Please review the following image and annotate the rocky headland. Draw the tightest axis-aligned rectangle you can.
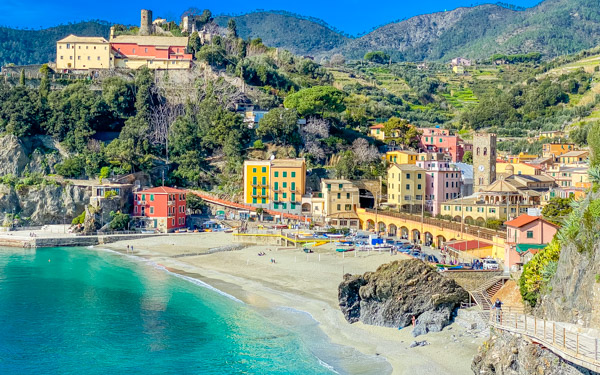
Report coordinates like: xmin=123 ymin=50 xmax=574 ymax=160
xmin=338 ymin=259 xmax=469 ymax=336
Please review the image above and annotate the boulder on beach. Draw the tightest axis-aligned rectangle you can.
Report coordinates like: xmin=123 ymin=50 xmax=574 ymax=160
xmin=338 ymin=259 xmax=468 ymax=336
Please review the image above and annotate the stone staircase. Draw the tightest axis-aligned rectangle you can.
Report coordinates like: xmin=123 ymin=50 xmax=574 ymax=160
xmin=469 ymin=276 xmax=509 ymax=311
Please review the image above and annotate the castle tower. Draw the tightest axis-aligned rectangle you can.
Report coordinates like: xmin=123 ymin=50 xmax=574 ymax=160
xmin=140 ymin=9 xmax=153 ymax=35
xmin=473 ymin=133 xmax=497 ymax=192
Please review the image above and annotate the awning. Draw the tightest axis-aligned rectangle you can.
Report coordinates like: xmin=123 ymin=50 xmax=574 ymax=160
xmin=515 ymin=243 xmax=547 ymax=254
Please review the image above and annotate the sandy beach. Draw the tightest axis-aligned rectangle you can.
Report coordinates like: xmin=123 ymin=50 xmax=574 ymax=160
xmin=99 ymin=232 xmax=485 ymax=374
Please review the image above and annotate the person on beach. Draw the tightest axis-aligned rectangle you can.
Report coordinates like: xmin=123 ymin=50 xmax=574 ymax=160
xmin=412 ymin=315 xmax=416 ymax=328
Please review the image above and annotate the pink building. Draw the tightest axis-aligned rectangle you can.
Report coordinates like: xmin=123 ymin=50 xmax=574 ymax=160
xmin=416 ymin=155 xmax=462 ymax=216
xmin=419 ymin=128 xmax=465 ymax=162
xmin=503 ymin=214 xmax=559 ymax=270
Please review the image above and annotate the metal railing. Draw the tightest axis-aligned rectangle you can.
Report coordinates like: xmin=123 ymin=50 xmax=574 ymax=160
xmin=491 ymin=311 xmax=600 ymax=372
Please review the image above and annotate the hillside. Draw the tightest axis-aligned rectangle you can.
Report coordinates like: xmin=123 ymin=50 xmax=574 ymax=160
xmin=0 ymin=21 xmax=111 ymax=66
xmin=338 ymin=0 xmax=600 ymax=61
xmin=214 ymin=11 xmax=349 ymax=56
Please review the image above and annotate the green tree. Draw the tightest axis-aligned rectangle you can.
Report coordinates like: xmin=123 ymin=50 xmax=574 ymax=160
xmin=227 ymin=19 xmax=238 ymax=38
xmin=186 ymin=193 xmax=207 ymax=213
xmin=334 ymin=150 xmax=359 ymax=179
xmin=188 ymin=31 xmax=202 ymax=55
xmin=382 ymin=117 xmax=421 ymax=148
xmin=19 ymin=69 xmax=25 ymax=86
xmin=0 ymin=85 xmax=42 ymax=136
xmin=196 ymin=44 xmax=227 ymax=68
xmin=109 ymin=211 xmax=130 ymax=230
xmin=283 ymin=86 xmax=346 ymax=117
xmin=39 ymin=64 xmax=50 ymax=98
xmin=542 ymin=197 xmax=573 ymax=226
xmin=257 ymin=108 xmax=299 ymax=145
xmin=364 ymin=51 xmax=390 ymax=64
xmin=462 ymin=151 xmax=473 ymax=164
xmin=588 ymin=121 xmax=600 ymax=167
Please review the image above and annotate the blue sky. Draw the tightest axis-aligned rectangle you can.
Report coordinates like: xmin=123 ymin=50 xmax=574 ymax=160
xmin=1 ymin=0 xmax=543 ymax=35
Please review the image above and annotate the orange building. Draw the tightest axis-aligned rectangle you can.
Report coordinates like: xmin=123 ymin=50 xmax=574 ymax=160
xmin=542 ymin=143 xmax=575 ymax=161
xmin=133 ymin=187 xmax=187 ymax=232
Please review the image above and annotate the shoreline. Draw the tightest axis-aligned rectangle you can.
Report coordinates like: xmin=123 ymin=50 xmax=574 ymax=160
xmin=95 ymin=232 xmax=485 ymax=375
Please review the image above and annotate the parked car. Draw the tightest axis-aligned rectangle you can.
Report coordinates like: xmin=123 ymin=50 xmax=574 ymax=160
xmin=482 ymin=258 xmax=500 ymax=270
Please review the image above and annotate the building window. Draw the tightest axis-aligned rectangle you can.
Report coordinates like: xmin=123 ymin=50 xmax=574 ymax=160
xmin=282 ymin=203 xmax=287 ymax=209
xmin=291 ymin=172 xmax=296 ymax=177
xmin=406 ymin=173 xmax=410 ymax=179
xmin=66 ymin=43 xmax=70 ymax=49
xmin=526 ymin=231 xmax=534 ymax=239
xmin=261 ymin=198 xmax=266 ymax=204
xmin=262 ymin=176 xmax=266 ymax=185
xmin=97 ymin=56 xmax=100 ymax=61
xmin=291 ymin=203 xmax=295 ymax=209
xmin=274 ymin=203 xmax=279 ymax=209
xmin=337 ymin=193 xmax=341 ymax=199
xmin=252 ymin=176 xmax=257 ymax=185
xmin=282 ymin=193 xmax=287 ymax=199
xmin=150 ymin=207 xmax=154 ymax=214
xmin=274 ymin=172 xmax=279 ymax=177
xmin=88 ymin=56 xmax=91 ymax=60
xmin=283 ymin=172 xmax=287 ymax=178
xmin=291 ymin=182 xmax=296 ymax=191
xmin=262 ymin=167 xmax=267 ymax=173
xmin=274 ymin=182 xmax=279 ymax=190
xmin=346 ymin=193 xmax=350 ymax=199
xmin=77 ymin=56 xmax=81 ymax=60
xmin=337 ymin=204 xmax=341 ymax=211
xmin=417 ymin=173 xmax=422 ymax=179
xmin=252 ymin=198 xmax=257 ymax=204
xmin=142 ymin=194 xmax=146 ymax=201
xmin=252 ymin=187 xmax=257 ymax=195
xmin=60 ymin=56 xmax=63 ymax=60
xmin=291 ymin=193 xmax=296 ymax=201
xmin=274 ymin=193 xmax=278 ymax=201
xmin=132 ymin=48 xmax=135 ymax=54
xmin=252 ymin=168 xmax=256 ymax=173
xmin=145 ymin=48 xmax=148 ymax=53
xmin=283 ymin=182 xmax=287 ymax=188
xmin=406 ymin=184 xmax=410 ymax=190
xmin=69 ymin=56 xmax=73 ymax=60
xmin=345 ymin=204 xmax=352 ymax=211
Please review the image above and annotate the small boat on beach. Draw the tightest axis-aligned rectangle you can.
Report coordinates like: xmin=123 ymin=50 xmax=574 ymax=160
xmin=336 ymin=248 xmax=355 ymax=252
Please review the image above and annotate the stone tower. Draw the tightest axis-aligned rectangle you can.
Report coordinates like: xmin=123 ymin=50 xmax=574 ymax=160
xmin=140 ymin=9 xmax=153 ymax=35
xmin=473 ymin=133 xmax=497 ymax=192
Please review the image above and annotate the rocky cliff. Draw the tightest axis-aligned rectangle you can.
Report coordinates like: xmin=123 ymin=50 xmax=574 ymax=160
xmin=338 ymin=259 xmax=468 ymax=336
xmin=472 ymin=330 xmax=595 ymax=375
xmin=0 ymin=183 xmax=90 ymax=225
xmin=0 ymin=135 xmax=66 ymax=177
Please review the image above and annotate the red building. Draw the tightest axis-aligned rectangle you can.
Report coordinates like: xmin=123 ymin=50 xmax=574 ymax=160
xmin=420 ymin=127 xmax=465 ymax=162
xmin=133 ymin=187 xmax=187 ymax=232
xmin=110 ymin=35 xmax=193 ymax=69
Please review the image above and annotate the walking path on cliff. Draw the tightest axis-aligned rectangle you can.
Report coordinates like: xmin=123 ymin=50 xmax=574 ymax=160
xmin=491 ymin=311 xmax=600 ymax=372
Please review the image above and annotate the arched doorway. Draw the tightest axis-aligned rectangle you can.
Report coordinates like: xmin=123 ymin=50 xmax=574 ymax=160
xmin=424 ymin=232 xmax=433 ymax=246
xmin=464 ymin=216 xmax=474 ymax=225
xmin=378 ymin=222 xmax=386 ymax=235
xmin=388 ymin=224 xmax=398 ymax=237
xmin=400 ymin=226 xmax=409 ymax=240
xmin=301 ymin=203 xmax=311 ymax=214
xmin=366 ymin=219 xmax=375 ymax=231
xmin=411 ymin=229 xmax=421 ymax=243
xmin=436 ymin=235 xmax=447 ymax=248
xmin=359 ymin=189 xmax=375 ymax=209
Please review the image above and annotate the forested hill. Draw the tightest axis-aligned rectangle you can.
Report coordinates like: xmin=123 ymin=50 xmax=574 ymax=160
xmin=214 ymin=11 xmax=349 ymax=56
xmin=337 ymin=0 xmax=600 ymax=61
xmin=0 ymin=21 xmax=111 ymax=66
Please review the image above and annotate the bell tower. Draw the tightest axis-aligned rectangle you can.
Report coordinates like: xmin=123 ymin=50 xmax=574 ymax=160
xmin=473 ymin=133 xmax=496 ymax=192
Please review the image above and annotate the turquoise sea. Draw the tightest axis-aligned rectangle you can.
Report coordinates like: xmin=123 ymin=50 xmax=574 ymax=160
xmin=0 ymin=247 xmax=390 ymax=374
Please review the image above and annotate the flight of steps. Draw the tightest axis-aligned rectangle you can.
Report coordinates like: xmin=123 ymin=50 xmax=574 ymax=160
xmin=469 ymin=276 xmax=508 ymax=311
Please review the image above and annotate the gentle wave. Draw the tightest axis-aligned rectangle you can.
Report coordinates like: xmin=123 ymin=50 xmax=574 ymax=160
xmin=92 ymin=246 xmax=243 ymax=303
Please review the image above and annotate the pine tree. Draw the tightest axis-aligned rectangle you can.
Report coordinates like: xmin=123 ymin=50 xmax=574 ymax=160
xmin=19 ymin=69 xmax=25 ymax=86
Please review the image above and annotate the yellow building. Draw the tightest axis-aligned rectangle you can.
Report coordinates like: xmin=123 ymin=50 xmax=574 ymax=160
xmin=321 ymin=179 xmax=360 ymax=229
xmin=385 ymin=150 xmax=417 ymax=164
xmin=496 ymin=162 xmax=541 ymax=176
xmin=243 ymin=159 xmax=306 ymax=214
xmin=507 ymin=153 xmax=538 ymax=164
xmin=558 ymin=150 xmax=589 ymax=165
xmin=387 ymin=164 xmax=426 ymax=211
xmin=542 ymin=143 xmax=574 ymax=160
xmin=544 ymin=165 xmax=589 ymax=188
xmin=56 ymin=35 xmax=112 ymax=71
xmin=369 ymin=124 xmax=385 ymax=141
xmin=539 ymin=130 xmax=566 ymax=140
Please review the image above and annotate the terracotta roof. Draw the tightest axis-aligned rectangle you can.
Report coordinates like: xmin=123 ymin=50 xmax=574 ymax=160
xmin=110 ymin=35 xmax=189 ymax=47
xmin=446 ymin=240 xmax=493 ymax=251
xmin=369 ymin=124 xmax=385 ymax=129
xmin=138 ymin=186 xmax=187 ymax=194
xmin=58 ymin=35 xmax=109 ymax=44
xmin=559 ymin=150 xmax=589 ymax=158
xmin=504 ymin=214 xmax=539 ymax=228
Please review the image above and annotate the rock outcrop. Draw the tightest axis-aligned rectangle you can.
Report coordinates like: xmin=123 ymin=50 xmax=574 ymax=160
xmin=0 ymin=183 xmax=89 ymax=225
xmin=338 ymin=259 xmax=468 ymax=336
xmin=0 ymin=135 xmax=65 ymax=177
xmin=472 ymin=330 xmax=595 ymax=375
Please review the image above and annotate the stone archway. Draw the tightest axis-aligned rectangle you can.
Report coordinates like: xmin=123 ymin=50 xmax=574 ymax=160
xmin=378 ymin=221 xmax=386 ymax=235
xmin=388 ymin=224 xmax=398 ymax=237
xmin=400 ymin=226 xmax=409 ymax=239
xmin=424 ymin=231 xmax=433 ymax=246
xmin=464 ymin=216 xmax=474 ymax=225
xmin=411 ymin=229 xmax=421 ymax=243
xmin=366 ymin=219 xmax=375 ymax=230
xmin=301 ymin=203 xmax=311 ymax=214
xmin=436 ymin=235 xmax=447 ymax=248
xmin=453 ymin=215 xmax=462 ymax=222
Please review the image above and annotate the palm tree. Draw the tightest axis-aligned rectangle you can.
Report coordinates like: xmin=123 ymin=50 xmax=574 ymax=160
xmin=255 ymin=208 xmax=264 ymax=222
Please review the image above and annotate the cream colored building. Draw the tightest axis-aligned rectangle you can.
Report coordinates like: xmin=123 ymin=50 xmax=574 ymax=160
xmin=321 ymin=179 xmax=360 ymax=229
xmin=56 ymin=35 xmax=112 ymax=70
xmin=387 ymin=164 xmax=426 ymax=211
xmin=440 ymin=174 xmax=555 ymax=222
